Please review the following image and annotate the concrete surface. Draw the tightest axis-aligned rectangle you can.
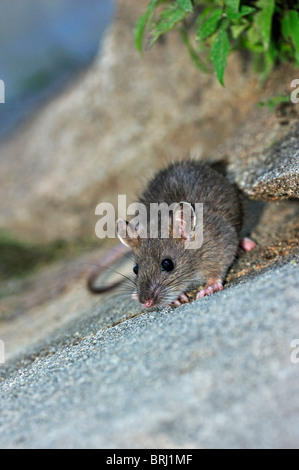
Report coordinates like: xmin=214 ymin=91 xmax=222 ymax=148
xmin=0 ymin=260 xmax=298 ymax=449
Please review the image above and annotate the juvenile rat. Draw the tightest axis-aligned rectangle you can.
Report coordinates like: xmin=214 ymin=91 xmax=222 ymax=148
xmin=88 ymin=160 xmax=255 ymax=308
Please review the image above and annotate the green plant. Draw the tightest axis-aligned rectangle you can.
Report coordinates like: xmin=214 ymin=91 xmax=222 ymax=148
xmin=134 ymin=0 xmax=299 ymax=85
xmin=258 ymin=92 xmax=290 ymax=108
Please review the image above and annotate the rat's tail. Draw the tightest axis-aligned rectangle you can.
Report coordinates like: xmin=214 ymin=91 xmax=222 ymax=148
xmin=87 ymin=243 xmax=131 ymax=294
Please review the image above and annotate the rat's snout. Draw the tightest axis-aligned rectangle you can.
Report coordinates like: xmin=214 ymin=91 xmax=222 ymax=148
xmin=139 ymin=283 xmax=162 ymax=308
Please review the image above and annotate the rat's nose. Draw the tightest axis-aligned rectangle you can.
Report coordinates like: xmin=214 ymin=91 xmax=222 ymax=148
xmin=143 ymin=299 xmax=153 ymax=308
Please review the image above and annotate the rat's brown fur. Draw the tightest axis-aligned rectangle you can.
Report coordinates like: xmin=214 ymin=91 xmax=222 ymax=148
xmin=88 ymin=160 xmax=244 ymax=308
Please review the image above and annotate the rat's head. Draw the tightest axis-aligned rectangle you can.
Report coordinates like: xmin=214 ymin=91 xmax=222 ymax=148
xmin=116 ymin=202 xmax=199 ymax=309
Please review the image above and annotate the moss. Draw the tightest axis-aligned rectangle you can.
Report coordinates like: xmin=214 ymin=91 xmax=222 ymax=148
xmin=0 ymin=232 xmax=97 ymax=281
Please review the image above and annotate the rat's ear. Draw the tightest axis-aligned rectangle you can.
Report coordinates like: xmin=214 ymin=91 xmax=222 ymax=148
xmin=172 ymin=202 xmax=196 ymax=241
xmin=116 ymin=218 xmax=140 ymax=248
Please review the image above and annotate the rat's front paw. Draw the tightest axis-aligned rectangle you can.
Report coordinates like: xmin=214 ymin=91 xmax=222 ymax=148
xmin=168 ymin=293 xmax=190 ymax=307
xmin=196 ymin=280 xmax=223 ymax=299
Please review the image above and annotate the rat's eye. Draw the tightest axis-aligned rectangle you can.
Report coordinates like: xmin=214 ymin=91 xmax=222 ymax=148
xmin=133 ymin=264 xmax=138 ymax=275
xmin=161 ymin=259 xmax=174 ymax=272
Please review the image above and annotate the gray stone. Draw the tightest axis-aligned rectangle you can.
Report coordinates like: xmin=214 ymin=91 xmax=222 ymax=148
xmin=0 ymin=260 xmax=298 ymax=449
xmin=228 ymin=118 xmax=299 ymax=201
xmin=215 ymin=76 xmax=299 ymax=201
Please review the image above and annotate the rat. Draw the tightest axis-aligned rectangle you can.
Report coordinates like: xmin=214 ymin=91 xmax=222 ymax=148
xmin=88 ymin=160 xmax=255 ymax=309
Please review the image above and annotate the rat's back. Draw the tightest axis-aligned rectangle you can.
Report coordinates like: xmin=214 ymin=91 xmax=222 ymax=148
xmin=139 ymin=160 xmax=243 ymax=235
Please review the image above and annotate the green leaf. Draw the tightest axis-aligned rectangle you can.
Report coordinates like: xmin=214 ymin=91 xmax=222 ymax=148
xmin=240 ymin=6 xmax=256 ymax=17
xmin=134 ymin=0 xmax=158 ymax=52
xmin=258 ymin=93 xmax=289 ymax=109
xmin=196 ymin=9 xmax=223 ymax=41
xmin=246 ymin=23 xmax=262 ymax=48
xmin=282 ymin=10 xmax=299 ymax=64
xmin=230 ymin=22 xmax=248 ymax=39
xmin=147 ymin=3 xmax=189 ymax=49
xmin=262 ymin=39 xmax=277 ymax=78
xmin=255 ymin=0 xmax=275 ymax=50
xmin=226 ymin=5 xmax=256 ymax=20
xmin=211 ymin=28 xmax=230 ymax=85
xmin=134 ymin=11 xmax=151 ymax=52
xmin=224 ymin=0 xmax=240 ymax=20
xmin=196 ymin=5 xmax=214 ymax=25
xmin=177 ymin=0 xmax=193 ymax=13
xmin=180 ymin=27 xmax=208 ymax=72
xmin=224 ymin=0 xmax=240 ymax=13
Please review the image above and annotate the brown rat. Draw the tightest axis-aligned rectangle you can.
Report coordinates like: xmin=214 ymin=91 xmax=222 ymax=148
xmin=88 ymin=160 xmax=255 ymax=308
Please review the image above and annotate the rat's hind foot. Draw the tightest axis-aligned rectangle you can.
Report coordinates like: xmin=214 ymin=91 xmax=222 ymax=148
xmin=196 ymin=280 xmax=223 ymax=300
xmin=240 ymin=237 xmax=256 ymax=252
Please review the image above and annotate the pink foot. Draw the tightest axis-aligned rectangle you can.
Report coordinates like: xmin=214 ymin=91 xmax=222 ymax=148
xmin=178 ymin=293 xmax=189 ymax=303
xmin=240 ymin=237 xmax=256 ymax=252
xmin=196 ymin=281 xmax=223 ymax=300
xmin=168 ymin=292 xmax=190 ymax=307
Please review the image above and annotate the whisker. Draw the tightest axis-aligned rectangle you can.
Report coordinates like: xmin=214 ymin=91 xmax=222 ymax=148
xmin=72 ymin=261 xmax=137 ymax=288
